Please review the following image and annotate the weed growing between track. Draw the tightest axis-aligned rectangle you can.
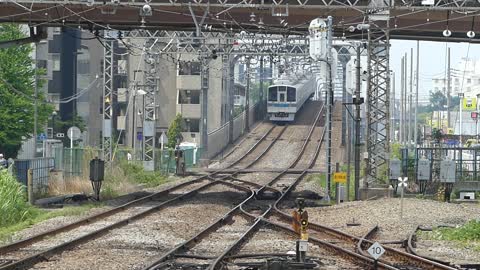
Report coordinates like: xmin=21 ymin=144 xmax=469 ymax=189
xmin=422 ymin=220 xmax=480 ymax=251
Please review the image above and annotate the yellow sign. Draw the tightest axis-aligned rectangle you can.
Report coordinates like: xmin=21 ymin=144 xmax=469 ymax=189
xmin=333 ymin=172 xmax=347 ymax=183
xmin=463 ymin=97 xmax=477 ymax=111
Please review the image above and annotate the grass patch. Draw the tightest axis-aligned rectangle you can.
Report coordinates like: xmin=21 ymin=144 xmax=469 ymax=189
xmin=118 ymin=162 xmax=169 ymax=187
xmin=0 ymin=170 xmax=38 ymax=228
xmin=0 ymin=204 xmax=98 ymax=243
xmin=422 ymin=220 xmax=480 ymax=251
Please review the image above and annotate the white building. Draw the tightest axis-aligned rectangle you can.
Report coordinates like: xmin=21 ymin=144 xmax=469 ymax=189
xmin=432 ymin=58 xmax=480 ymax=98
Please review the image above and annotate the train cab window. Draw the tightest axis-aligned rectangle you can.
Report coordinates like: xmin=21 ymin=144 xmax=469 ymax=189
xmin=287 ymin=87 xmax=296 ymax=102
xmin=268 ymin=87 xmax=278 ymax=102
xmin=279 ymin=93 xmax=285 ymax=102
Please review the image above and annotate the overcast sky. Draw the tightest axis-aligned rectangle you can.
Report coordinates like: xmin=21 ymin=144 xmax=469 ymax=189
xmin=390 ymin=40 xmax=480 ymax=102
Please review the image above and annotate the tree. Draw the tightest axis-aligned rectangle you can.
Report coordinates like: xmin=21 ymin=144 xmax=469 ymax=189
xmin=167 ymin=114 xmax=183 ymax=149
xmin=0 ymin=24 xmax=53 ymax=158
xmin=429 ymin=90 xmax=447 ymax=110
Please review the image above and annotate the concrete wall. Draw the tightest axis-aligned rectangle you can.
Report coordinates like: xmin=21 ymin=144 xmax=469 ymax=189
xmin=206 ymin=103 xmax=263 ymax=159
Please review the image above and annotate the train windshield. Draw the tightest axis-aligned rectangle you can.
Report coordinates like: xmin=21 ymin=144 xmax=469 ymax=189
xmin=268 ymin=87 xmax=278 ymax=101
xmin=287 ymin=87 xmax=296 ymax=102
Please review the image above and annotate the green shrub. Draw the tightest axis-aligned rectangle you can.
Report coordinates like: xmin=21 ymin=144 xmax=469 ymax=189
xmin=119 ymin=162 xmax=168 ymax=187
xmin=432 ymin=220 xmax=480 ymax=242
xmin=0 ymin=170 xmax=39 ymax=227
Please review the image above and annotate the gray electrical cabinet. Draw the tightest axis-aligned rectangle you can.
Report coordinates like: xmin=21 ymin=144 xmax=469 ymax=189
xmin=440 ymin=160 xmax=456 ymax=183
xmin=389 ymin=159 xmax=401 ymax=180
xmin=417 ymin=159 xmax=431 ymax=181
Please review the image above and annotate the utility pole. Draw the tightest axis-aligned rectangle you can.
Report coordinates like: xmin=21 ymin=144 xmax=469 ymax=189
xmin=415 ymin=41 xmax=420 ymax=148
xmin=391 ymin=72 xmax=395 ymax=142
xmin=326 ymin=16 xmax=334 ymax=199
xmin=260 ymin=56 xmax=265 ymax=117
xmin=400 ymin=56 xmax=404 ymax=145
xmin=403 ymin=53 xmax=408 ymax=146
xmin=33 ymin=43 xmax=39 ymax=158
xmin=354 ymin=46 xmax=362 ymax=201
xmin=447 ymin=47 xmax=451 ymax=130
xmin=245 ymin=57 xmax=250 ymax=133
xmin=409 ymin=48 xmax=413 ymax=148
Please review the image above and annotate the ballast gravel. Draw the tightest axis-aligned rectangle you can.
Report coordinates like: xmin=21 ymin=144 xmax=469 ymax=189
xmin=300 ymin=198 xmax=480 ymax=264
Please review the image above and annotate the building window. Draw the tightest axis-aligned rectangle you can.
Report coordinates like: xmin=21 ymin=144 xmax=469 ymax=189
xmin=78 ymin=59 xmax=90 ymax=74
xmin=178 ymin=61 xmax=201 ymax=75
xmin=183 ymin=118 xmax=200 ymax=132
xmin=51 ymin=54 xmax=60 ymax=71
xmin=178 ymin=90 xmax=200 ymax=104
xmin=467 ymin=78 xmax=472 ymax=84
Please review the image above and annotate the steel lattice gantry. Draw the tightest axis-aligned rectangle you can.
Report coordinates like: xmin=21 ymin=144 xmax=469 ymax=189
xmin=366 ymin=17 xmax=390 ymax=185
xmin=142 ymin=51 xmax=158 ymax=171
xmin=102 ymin=37 xmax=114 ymax=162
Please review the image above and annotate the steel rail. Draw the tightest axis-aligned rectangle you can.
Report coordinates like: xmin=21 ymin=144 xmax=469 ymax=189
xmin=209 ymin=103 xmax=396 ymax=270
xmin=273 ymin=208 xmax=457 ymax=270
xmin=144 ymin=103 xmax=325 ymax=270
xmin=254 ymin=103 xmax=326 ymax=196
xmin=0 ymin=121 xmax=276 ymax=258
xmin=0 ymin=175 xmax=210 ymax=255
xmin=226 ymin=123 xmax=276 ymax=168
xmin=0 ymin=116 xmax=289 ymax=270
xmin=0 ymin=179 xmax=249 ymax=270
xmin=237 ymin=125 xmax=288 ymax=169
xmin=0 ymin=120 xmax=284 ymax=269
xmin=207 ymin=104 xmax=330 ymax=270
xmin=406 ymin=226 xmax=467 ymax=269
xmin=357 ymin=226 xmax=380 ymax=257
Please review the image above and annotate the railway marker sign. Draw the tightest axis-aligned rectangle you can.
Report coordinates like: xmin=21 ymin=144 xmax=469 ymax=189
xmin=333 ymin=172 xmax=347 ymax=183
xmin=368 ymin=241 xmax=385 ymax=269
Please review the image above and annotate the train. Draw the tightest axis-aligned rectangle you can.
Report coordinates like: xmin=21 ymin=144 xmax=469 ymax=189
xmin=267 ymin=73 xmax=316 ymax=122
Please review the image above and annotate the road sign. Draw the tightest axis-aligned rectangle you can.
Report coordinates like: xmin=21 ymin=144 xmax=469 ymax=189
xmin=368 ymin=242 xmax=385 ymax=260
xmin=67 ymin=126 xmax=81 ymax=140
xmin=333 ymin=172 xmax=347 ymax=183
xmin=398 ymin=177 xmax=408 ymax=188
xmin=463 ymin=97 xmax=477 ymax=111
xmin=37 ymin=133 xmax=47 ymax=141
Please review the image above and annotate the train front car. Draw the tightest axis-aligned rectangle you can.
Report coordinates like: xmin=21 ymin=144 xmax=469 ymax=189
xmin=267 ymin=76 xmax=315 ymax=122
xmin=267 ymin=84 xmax=297 ymax=121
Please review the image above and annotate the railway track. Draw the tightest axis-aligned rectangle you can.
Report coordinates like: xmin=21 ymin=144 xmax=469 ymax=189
xmin=142 ymin=101 xmax=327 ymax=270
xmin=407 ymin=226 xmax=480 ymax=270
xmin=0 ymin=119 xmax=290 ymax=270
xmin=142 ymin=102 xmax=396 ymax=270
xmin=0 ymin=109 xmax=293 ymax=270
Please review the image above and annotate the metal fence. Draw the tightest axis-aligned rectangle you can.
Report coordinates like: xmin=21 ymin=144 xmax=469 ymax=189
xmin=13 ymin=157 xmax=55 ymax=195
xmin=51 ymin=147 xmax=203 ymax=177
xmin=401 ymin=147 xmax=480 ymax=182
